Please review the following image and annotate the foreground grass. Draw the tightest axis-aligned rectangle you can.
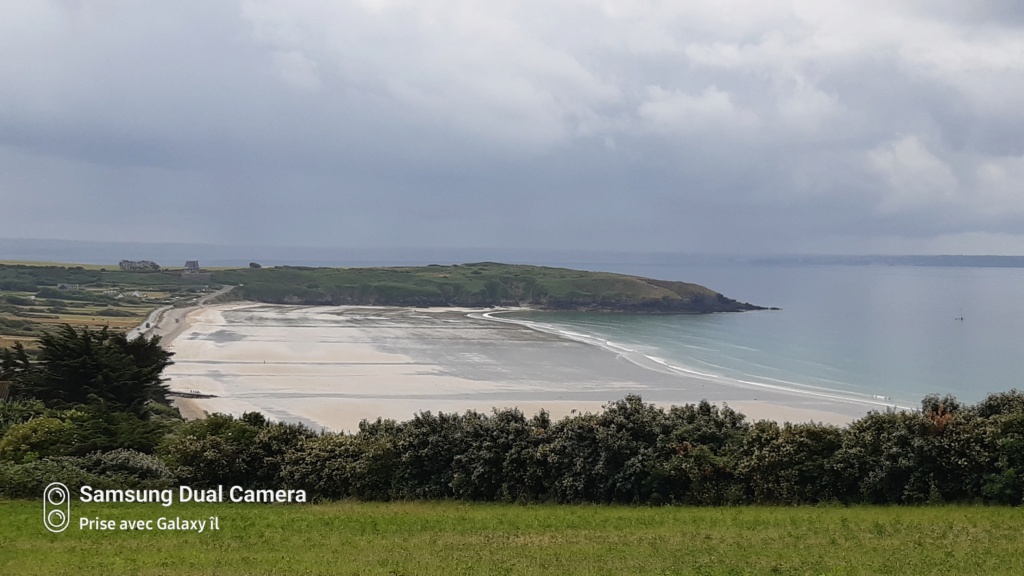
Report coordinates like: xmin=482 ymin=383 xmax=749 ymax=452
xmin=2 ymin=500 xmax=1023 ymax=575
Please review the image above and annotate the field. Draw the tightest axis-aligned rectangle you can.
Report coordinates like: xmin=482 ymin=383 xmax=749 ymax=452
xmin=2 ymin=500 xmax=1023 ymax=575
xmin=0 ymin=263 xmax=212 ymax=350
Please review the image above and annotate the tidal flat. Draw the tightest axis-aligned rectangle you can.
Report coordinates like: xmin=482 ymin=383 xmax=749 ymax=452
xmin=164 ymin=304 xmax=879 ymax=430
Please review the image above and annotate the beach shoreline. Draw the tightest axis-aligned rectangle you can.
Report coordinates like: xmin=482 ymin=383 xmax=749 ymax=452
xmin=160 ymin=302 xmax=885 ymax=430
xmin=158 ymin=304 xmax=233 ymax=420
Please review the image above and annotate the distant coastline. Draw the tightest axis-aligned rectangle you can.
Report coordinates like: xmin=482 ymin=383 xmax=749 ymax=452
xmin=5 ymin=237 xmax=1024 ymax=269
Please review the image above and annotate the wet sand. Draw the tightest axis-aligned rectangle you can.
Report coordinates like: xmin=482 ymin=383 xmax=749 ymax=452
xmin=164 ymin=304 xmax=881 ymax=431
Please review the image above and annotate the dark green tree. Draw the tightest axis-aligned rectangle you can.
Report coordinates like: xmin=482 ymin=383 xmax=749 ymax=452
xmin=0 ymin=325 xmax=173 ymax=417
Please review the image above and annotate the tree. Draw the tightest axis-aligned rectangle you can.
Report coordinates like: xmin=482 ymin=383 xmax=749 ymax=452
xmin=0 ymin=325 xmax=173 ymax=417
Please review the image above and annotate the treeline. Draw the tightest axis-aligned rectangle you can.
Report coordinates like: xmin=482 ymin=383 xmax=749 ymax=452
xmin=5 ymin=396 xmax=1024 ymax=505
xmin=124 ymin=393 xmax=1024 ymax=504
xmin=3 ymin=325 xmax=1024 ymax=505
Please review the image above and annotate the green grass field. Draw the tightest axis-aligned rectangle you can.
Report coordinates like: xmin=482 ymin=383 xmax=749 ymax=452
xmin=2 ymin=500 xmax=1023 ymax=575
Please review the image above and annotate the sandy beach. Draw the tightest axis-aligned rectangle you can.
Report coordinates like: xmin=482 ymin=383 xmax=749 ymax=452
xmin=163 ymin=303 xmax=883 ymax=431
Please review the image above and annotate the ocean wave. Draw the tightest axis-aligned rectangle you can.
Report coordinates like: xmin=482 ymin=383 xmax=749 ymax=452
xmin=477 ymin=310 xmax=912 ymax=410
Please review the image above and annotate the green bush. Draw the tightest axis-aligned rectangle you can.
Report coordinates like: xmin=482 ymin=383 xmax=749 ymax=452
xmin=159 ymin=413 xmax=314 ymax=489
xmin=283 ymin=433 xmax=398 ymax=501
xmin=2 ymin=295 xmax=34 ymax=306
xmin=0 ymin=458 xmax=105 ymax=499
xmin=0 ymin=415 xmax=81 ymax=463
xmin=158 ymin=414 xmax=261 ymax=487
xmin=0 ymin=450 xmax=176 ymax=499
xmin=0 ymin=399 xmax=50 ymax=437
xmin=736 ymin=421 xmax=847 ymax=504
xmin=75 ymin=449 xmax=177 ymax=490
xmin=450 ymin=409 xmax=550 ymax=502
xmin=0 ymin=407 xmax=170 ymax=462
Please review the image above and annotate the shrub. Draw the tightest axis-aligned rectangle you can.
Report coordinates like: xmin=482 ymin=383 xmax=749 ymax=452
xmin=3 ymin=295 xmax=34 ymax=306
xmin=450 ymin=408 xmax=550 ymax=502
xmin=0 ymin=416 xmax=81 ymax=463
xmin=0 ymin=450 xmax=176 ymax=499
xmin=159 ymin=413 xmax=315 ymax=489
xmin=0 ymin=458 xmax=105 ymax=499
xmin=736 ymin=421 xmax=847 ymax=504
xmin=75 ymin=449 xmax=177 ymax=490
xmin=158 ymin=414 xmax=261 ymax=487
xmin=0 ymin=399 xmax=50 ymax=437
xmin=282 ymin=433 xmax=399 ymax=501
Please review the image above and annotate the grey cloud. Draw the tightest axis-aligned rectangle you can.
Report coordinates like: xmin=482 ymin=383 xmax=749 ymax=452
xmin=2 ymin=1 xmax=1024 ymax=255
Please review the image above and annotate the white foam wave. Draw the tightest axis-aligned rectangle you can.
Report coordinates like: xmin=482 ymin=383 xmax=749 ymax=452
xmin=475 ymin=310 xmax=911 ymax=411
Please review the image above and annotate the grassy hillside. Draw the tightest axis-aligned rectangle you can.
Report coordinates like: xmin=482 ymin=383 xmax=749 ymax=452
xmin=0 ymin=261 xmax=763 ymax=348
xmin=212 ymin=262 xmax=765 ymax=312
xmin=3 ymin=500 xmax=1022 ymax=575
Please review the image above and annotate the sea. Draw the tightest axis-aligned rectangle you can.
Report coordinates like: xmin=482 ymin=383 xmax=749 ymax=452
xmin=4 ymin=238 xmax=1023 ymax=408
xmin=506 ymin=262 xmax=1024 ymax=409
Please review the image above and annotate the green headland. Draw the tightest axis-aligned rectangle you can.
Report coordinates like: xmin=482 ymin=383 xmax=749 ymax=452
xmin=216 ymin=262 xmax=765 ymax=312
xmin=0 ymin=261 xmax=764 ymax=348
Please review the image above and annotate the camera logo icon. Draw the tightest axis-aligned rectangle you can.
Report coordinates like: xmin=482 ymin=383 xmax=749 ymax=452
xmin=43 ymin=482 xmax=71 ymax=533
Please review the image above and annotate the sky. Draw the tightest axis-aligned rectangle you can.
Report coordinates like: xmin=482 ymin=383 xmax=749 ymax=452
xmin=2 ymin=0 xmax=1024 ymax=255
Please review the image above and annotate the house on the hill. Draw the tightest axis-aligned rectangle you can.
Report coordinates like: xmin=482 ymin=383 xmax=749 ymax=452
xmin=181 ymin=260 xmax=211 ymax=282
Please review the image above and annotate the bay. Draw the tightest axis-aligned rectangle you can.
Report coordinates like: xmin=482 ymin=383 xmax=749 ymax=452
xmin=508 ymin=263 xmax=1024 ymax=407
xmin=5 ymin=237 xmax=1022 ymax=408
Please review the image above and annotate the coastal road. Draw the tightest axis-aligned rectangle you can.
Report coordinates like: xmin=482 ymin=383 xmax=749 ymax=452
xmin=127 ymin=285 xmax=234 ymax=342
xmin=126 ymin=305 xmax=172 ymax=341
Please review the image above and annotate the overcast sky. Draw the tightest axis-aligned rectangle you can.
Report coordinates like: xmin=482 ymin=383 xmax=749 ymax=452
xmin=2 ymin=0 xmax=1024 ymax=255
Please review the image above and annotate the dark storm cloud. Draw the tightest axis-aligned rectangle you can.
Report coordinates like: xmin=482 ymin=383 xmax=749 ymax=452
xmin=2 ymin=0 xmax=1024 ymax=254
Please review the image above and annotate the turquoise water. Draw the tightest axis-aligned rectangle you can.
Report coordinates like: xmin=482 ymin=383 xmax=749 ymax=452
xmin=507 ymin=264 xmax=1024 ymax=407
